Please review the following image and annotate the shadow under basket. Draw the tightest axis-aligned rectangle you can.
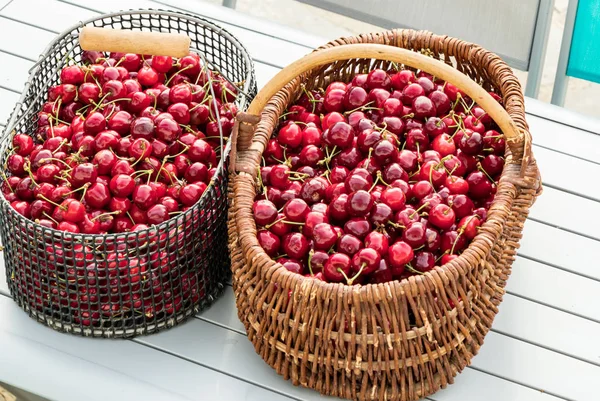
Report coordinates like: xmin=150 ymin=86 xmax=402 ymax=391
xmin=0 ymin=9 xmax=257 ymax=338
xmin=227 ymin=30 xmax=541 ymax=400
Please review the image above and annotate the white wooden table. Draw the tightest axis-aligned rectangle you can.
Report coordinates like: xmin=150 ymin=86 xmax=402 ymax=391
xmin=0 ymin=1 xmax=599 ymax=400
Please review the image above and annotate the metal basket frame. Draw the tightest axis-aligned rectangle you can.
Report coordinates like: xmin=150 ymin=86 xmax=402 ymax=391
xmin=0 ymin=9 xmax=257 ymax=338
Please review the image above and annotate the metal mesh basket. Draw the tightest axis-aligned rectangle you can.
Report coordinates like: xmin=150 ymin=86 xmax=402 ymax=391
xmin=0 ymin=9 xmax=257 ymax=337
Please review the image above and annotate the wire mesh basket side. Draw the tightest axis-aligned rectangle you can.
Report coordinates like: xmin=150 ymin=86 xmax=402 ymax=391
xmin=0 ymin=10 xmax=256 ymax=337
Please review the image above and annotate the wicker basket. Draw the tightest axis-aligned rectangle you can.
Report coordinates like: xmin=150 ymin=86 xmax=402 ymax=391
xmin=227 ymin=30 xmax=541 ymax=400
xmin=0 ymin=9 xmax=256 ymax=338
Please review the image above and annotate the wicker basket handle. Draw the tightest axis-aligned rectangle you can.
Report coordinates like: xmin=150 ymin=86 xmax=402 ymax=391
xmin=233 ymin=43 xmax=531 ymax=173
xmin=79 ymin=27 xmax=191 ymax=57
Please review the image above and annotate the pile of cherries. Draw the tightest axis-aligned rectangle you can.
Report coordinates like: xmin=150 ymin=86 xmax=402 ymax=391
xmin=4 ymin=49 xmax=238 ymax=234
xmin=253 ymin=68 xmax=505 ymax=286
xmin=1 ymin=50 xmax=239 ymax=325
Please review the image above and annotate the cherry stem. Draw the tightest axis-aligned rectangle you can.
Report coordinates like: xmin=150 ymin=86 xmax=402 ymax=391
xmin=405 ymin=264 xmax=424 ymax=275
xmin=336 ymin=267 xmax=352 ymax=284
xmin=435 ymin=250 xmax=450 ymax=263
xmin=450 ymin=230 xmax=465 ymax=255
xmin=65 ymin=183 xmax=90 ymax=196
xmin=51 ymin=139 xmax=69 ymax=155
xmin=1 ymin=172 xmax=13 ymax=192
xmin=409 ymin=202 xmax=430 ymax=219
xmin=38 ymin=195 xmax=66 ymax=210
xmin=42 ymin=211 xmax=59 ymax=224
xmin=90 ymin=92 xmax=111 ymax=113
xmin=307 ymin=250 xmax=315 ymax=276
xmin=279 ymin=110 xmax=300 ymax=120
xmin=91 ymin=210 xmax=122 ymax=221
xmin=125 ymin=211 xmax=135 ymax=224
xmin=164 ymin=65 xmax=193 ymax=86
xmin=344 ymin=101 xmax=375 ymax=115
xmin=478 ymin=165 xmax=495 ymax=183
xmin=387 ymin=221 xmax=405 ymax=229
xmin=347 ymin=263 xmax=366 ymax=285
xmin=40 ymin=157 xmax=72 ymax=170
xmin=368 ymin=174 xmax=381 ymax=193
xmin=23 ymin=162 xmax=39 ymax=186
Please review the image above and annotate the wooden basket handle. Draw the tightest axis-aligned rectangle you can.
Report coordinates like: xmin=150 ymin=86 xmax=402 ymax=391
xmin=79 ymin=27 xmax=191 ymax=58
xmin=233 ymin=43 xmax=528 ymax=173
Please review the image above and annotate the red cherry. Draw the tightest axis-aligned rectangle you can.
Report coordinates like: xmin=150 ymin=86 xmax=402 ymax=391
xmin=129 ymin=138 xmax=153 ymax=160
xmin=146 ymin=204 xmax=169 ymax=225
xmin=428 ymin=204 xmax=456 ymax=230
xmin=336 ymin=234 xmax=362 ymax=256
xmin=457 ymin=215 xmax=482 ymax=240
xmin=282 ymin=232 xmax=310 ymax=259
xmin=188 ymin=139 xmax=212 ymax=163
xmin=323 ymin=253 xmax=351 ymax=283
xmin=312 ymin=223 xmax=338 ymax=250
xmin=481 ymin=154 xmax=505 ymax=177
xmin=466 ymin=171 xmax=493 ymax=199
xmin=12 ymin=134 xmax=34 ymax=156
xmin=370 ymin=259 xmax=393 ymax=283
xmin=283 ymin=198 xmax=309 ymax=222
xmin=84 ymin=111 xmax=106 ymax=135
xmin=440 ymin=230 xmax=467 ymax=253
xmin=413 ymin=251 xmax=435 ymax=272
xmin=111 ymin=159 xmax=135 ymax=176
xmin=138 ymin=66 xmax=159 ymax=86
xmin=130 ymin=117 xmax=155 ymax=140
xmin=351 ymin=248 xmax=381 ymax=276
xmin=380 ymin=187 xmax=406 ymax=211
xmin=387 ymin=241 xmax=413 ymax=269
xmin=277 ymin=258 xmax=305 ymax=275
xmin=346 ymin=190 xmax=374 ymax=217
xmin=78 ymin=82 xmax=101 ymax=105
xmin=61 ymin=199 xmax=86 ymax=223
xmin=70 ymin=163 xmax=98 ymax=189
xmin=179 ymin=183 xmax=205 ymax=206
xmin=326 ymin=122 xmax=355 ymax=149
xmin=84 ymin=183 xmax=111 ymax=209
xmin=132 ymin=184 xmax=157 ymax=210
xmin=257 ymin=230 xmax=281 ymax=257
xmin=252 ymin=200 xmax=278 ymax=226
xmin=402 ymin=222 xmax=427 ymax=247
xmin=57 ymin=221 xmax=80 ymax=233
xmin=109 ymin=197 xmax=132 ymax=214
xmin=343 ymin=218 xmax=371 ymax=239
xmin=364 ymin=231 xmax=389 ymax=255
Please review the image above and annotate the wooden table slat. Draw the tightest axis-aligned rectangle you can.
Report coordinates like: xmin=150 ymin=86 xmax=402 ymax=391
xmin=0 ymin=297 xmax=293 ymax=401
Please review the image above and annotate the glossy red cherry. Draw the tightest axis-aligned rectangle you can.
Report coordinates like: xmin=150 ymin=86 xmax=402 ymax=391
xmin=364 ymin=231 xmax=389 ymax=255
xmin=323 ymin=253 xmax=351 ymax=283
xmin=310 ymin=223 xmax=337 ymax=250
xmin=71 ymin=163 xmax=98 ymax=189
xmin=85 ymin=183 xmax=111 ymax=209
xmin=428 ymin=204 xmax=456 ymax=230
xmin=343 ymin=218 xmax=371 ymax=239
xmin=257 ymin=230 xmax=281 ymax=257
xmin=146 ymin=204 xmax=169 ymax=225
xmin=351 ymin=247 xmax=381 ymax=276
xmin=346 ymin=190 xmax=374 ymax=217
xmin=336 ymin=234 xmax=362 ymax=256
xmin=466 ymin=171 xmax=494 ymax=199
xmin=252 ymin=200 xmax=278 ymax=226
xmin=61 ymin=199 xmax=86 ymax=223
xmin=282 ymin=232 xmax=310 ymax=259
xmin=132 ymin=184 xmax=157 ymax=210
xmin=179 ymin=183 xmax=205 ymax=206
xmin=387 ymin=241 xmax=413 ymax=269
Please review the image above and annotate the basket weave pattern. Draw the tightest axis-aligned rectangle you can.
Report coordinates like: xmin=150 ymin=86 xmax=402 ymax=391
xmin=228 ymin=30 xmax=541 ymax=400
